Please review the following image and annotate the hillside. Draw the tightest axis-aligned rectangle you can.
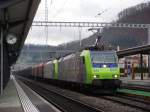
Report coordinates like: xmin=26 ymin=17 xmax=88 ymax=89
xmin=102 ymin=2 xmax=150 ymax=49
xmin=16 ymin=2 xmax=150 ymax=65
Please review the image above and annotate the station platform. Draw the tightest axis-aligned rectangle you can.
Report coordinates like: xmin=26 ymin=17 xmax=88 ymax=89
xmin=120 ymin=77 xmax=150 ymax=87
xmin=0 ymin=75 xmax=61 ymax=112
xmin=117 ymin=77 xmax=150 ymax=98
xmin=0 ymin=76 xmax=23 ymax=112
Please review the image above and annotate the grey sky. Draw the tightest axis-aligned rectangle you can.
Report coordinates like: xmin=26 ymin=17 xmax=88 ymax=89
xmin=25 ymin=0 xmax=149 ymax=46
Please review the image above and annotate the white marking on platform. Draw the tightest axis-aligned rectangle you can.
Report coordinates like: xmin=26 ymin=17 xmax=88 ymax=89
xmin=12 ymin=75 xmax=40 ymax=112
xmin=20 ymin=80 xmax=62 ymax=112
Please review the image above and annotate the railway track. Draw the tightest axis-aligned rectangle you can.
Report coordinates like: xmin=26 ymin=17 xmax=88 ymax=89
xmin=100 ymin=95 xmax=150 ymax=112
xmin=17 ymin=76 xmax=149 ymax=112
xmin=20 ymin=78 xmax=105 ymax=112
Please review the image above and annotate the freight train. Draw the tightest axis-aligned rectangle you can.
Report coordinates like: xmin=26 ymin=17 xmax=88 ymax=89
xmin=15 ymin=49 xmax=121 ymax=93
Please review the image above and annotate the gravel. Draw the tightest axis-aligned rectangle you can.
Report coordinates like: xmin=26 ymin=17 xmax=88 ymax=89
xmin=27 ymin=80 xmax=146 ymax=112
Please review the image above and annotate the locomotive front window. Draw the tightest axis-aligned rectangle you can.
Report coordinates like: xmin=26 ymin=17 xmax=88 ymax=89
xmin=90 ymin=51 xmax=117 ymax=63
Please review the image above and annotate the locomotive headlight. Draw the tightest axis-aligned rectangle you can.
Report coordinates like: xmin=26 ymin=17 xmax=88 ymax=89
xmin=103 ymin=64 xmax=107 ymax=68
xmin=114 ymin=75 xmax=118 ymax=78
xmin=93 ymin=75 xmax=99 ymax=78
xmin=93 ymin=75 xmax=97 ymax=78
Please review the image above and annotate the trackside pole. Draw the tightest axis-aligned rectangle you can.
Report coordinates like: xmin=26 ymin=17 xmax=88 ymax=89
xmin=148 ymin=27 xmax=150 ymax=78
xmin=0 ymin=21 xmax=3 ymax=94
xmin=140 ymin=54 xmax=143 ymax=80
xmin=131 ymin=63 xmax=135 ymax=80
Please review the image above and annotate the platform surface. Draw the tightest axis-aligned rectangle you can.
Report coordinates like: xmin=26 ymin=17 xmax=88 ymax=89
xmin=0 ymin=78 xmax=23 ymax=112
xmin=0 ymin=75 xmax=61 ymax=112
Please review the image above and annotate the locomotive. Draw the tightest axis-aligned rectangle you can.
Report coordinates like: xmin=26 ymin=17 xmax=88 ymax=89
xmin=15 ymin=49 xmax=121 ymax=93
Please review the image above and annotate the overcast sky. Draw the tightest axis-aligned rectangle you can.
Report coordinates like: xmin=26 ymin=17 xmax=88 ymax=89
xmin=25 ymin=0 xmax=149 ymax=46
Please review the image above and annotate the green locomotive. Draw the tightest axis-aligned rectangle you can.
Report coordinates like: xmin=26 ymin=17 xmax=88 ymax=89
xmin=43 ymin=49 xmax=121 ymax=92
xmin=16 ymin=49 xmax=121 ymax=93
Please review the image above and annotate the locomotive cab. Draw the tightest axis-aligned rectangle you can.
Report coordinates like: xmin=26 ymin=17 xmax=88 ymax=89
xmin=81 ymin=50 xmax=121 ymax=89
xmin=91 ymin=51 xmax=121 ymax=88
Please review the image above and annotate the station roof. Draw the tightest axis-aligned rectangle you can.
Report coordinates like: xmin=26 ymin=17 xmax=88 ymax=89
xmin=117 ymin=44 xmax=150 ymax=58
xmin=0 ymin=0 xmax=40 ymax=65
